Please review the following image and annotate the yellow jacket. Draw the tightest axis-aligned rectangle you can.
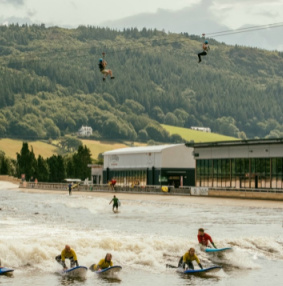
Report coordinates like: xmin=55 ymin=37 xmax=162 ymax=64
xmin=61 ymin=248 xmax=77 ymax=261
xmin=97 ymin=258 xmax=113 ymax=269
xmin=183 ymin=252 xmax=200 ymax=264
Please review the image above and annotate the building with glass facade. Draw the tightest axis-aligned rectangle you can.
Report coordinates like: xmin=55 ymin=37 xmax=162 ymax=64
xmin=103 ymin=144 xmax=195 ymax=187
xmin=188 ymin=139 xmax=283 ymax=189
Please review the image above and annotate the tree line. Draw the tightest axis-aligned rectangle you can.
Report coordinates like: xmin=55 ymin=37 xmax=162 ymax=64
xmin=0 ymin=142 xmax=92 ymax=182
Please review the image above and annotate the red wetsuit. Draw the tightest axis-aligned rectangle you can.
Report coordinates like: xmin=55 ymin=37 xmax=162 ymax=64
xmin=198 ymin=233 xmax=213 ymax=246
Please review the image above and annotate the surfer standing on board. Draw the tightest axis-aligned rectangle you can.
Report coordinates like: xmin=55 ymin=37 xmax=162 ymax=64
xmin=55 ymin=245 xmax=79 ymax=270
xmin=109 ymin=195 xmax=119 ymax=213
xmin=197 ymin=228 xmax=217 ymax=248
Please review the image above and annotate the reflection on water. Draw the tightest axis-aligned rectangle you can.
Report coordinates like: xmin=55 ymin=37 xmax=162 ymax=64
xmin=58 ymin=275 xmax=87 ymax=286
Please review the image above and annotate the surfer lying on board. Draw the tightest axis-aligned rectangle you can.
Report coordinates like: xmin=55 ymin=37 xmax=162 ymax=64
xmin=178 ymin=248 xmax=203 ymax=270
xmin=55 ymin=245 xmax=79 ymax=270
xmin=198 ymin=228 xmax=217 ymax=248
xmin=90 ymin=253 xmax=113 ymax=271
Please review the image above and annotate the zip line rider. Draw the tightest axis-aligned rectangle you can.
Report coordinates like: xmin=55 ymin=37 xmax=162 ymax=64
xmin=98 ymin=58 xmax=115 ymax=81
xmin=198 ymin=40 xmax=210 ymax=63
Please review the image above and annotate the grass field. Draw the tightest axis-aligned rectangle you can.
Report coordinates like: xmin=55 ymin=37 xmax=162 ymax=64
xmin=0 ymin=138 xmax=144 ymax=160
xmin=162 ymin=124 xmax=237 ymax=142
xmin=0 ymin=139 xmax=58 ymax=159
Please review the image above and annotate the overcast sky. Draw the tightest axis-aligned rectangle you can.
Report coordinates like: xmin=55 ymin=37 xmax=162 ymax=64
xmin=1 ymin=0 xmax=283 ymax=50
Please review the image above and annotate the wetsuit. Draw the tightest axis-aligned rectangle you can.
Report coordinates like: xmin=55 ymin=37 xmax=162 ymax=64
xmin=178 ymin=252 xmax=202 ymax=270
xmin=55 ymin=248 xmax=78 ymax=268
xmin=96 ymin=258 xmax=113 ymax=270
xmin=111 ymin=196 xmax=119 ymax=211
xmin=198 ymin=233 xmax=213 ymax=246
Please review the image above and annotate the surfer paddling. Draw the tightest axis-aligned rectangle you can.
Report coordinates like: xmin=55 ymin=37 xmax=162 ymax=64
xmin=90 ymin=253 xmax=113 ymax=271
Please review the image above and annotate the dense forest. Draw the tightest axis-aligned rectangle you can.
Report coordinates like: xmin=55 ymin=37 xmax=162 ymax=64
xmin=0 ymin=24 xmax=283 ymax=142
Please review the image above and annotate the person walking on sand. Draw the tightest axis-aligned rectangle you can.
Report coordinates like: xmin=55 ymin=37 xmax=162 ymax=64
xmin=109 ymin=178 xmax=117 ymax=191
xmin=109 ymin=195 xmax=119 ymax=213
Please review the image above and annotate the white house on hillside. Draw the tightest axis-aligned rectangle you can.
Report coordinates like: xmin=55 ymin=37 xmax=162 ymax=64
xmin=191 ymin=126 xmax=211 ymax=133
xmin=78 ymin=126 xmax=93 ymax=137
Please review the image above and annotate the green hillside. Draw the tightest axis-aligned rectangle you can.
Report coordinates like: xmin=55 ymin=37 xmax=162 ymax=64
xmin=1 ymin=25 xmax=283 ymax=143
xmin=161 ymin=124 xmax=237 ymax=142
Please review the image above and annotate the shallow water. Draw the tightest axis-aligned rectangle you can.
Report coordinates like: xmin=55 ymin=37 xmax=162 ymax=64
xmin=0 ymin=182 xmax=283 ymax=285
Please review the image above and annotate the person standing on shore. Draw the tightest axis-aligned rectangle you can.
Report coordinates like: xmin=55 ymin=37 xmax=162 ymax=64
xmin=68 ymin=183 xmax=72 ymax=196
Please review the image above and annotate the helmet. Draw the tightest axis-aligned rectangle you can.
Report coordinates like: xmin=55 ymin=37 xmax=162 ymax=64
xmin=204 ymin=40 xmax=208 ymax=44
xmin=99 ymin=58 xmax=103 ymax=62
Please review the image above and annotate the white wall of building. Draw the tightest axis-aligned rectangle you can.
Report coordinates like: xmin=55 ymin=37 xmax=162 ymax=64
xmin=162 ymin=145 xmax=194 ymax=168
xmin=195 ymin=143 xmax=283 ymax=159
xmin=103 ymin=144 xmax=195 ymax=170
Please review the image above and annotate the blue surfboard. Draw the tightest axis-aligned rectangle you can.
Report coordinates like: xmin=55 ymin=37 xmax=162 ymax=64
xmin=177 ymin=265 xmax=221 ymax=274
xmin=62 ymin=266 xmax=87 ymax=278
xmin=0 ymin=267 xmax=14 ymax=275
xmin=205 ymin=247 xmax=232 ymax=253
xmin=95 ymin=265 xmax=122 ymax=274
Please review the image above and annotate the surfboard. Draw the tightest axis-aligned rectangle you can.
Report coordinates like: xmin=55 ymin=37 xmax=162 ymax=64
xmin=0 ymin=267 xmax=14 ymax=275
xmin=205 ymin=247 xmax=232 ymax=253
xmin=161 ymin=186 xmax=168 ymax=192
xmin=177 ymin=265 xmax=221 ymax=274
xmin=61 ymin=266 xmax=87 ymax=278
xmin=94 ymin=265 xmax=122 ymax=275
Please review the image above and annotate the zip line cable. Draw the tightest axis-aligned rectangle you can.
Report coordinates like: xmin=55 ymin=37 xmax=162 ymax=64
xmin=1 ymin=21 xmax=283 ymax=65
xmin=205 ymin=22 xmax=283 ymax=38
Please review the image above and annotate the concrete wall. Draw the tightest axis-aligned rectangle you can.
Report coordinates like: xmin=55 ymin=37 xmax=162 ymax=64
xmin=209 ymin=189 xmax=283 ymax=201
xmin=0 ymin=175 xmax=20 ymax=184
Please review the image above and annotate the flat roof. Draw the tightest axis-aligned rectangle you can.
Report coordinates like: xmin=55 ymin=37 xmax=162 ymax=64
xmin=103 ymin=144 xmax=183 ymax=155
xmin=186 ymin=138 xmax=283 ymax=148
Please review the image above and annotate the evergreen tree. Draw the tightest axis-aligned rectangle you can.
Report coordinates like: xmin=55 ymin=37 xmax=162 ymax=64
xmin=72 ymin=145 xmax=92 ymax=180
xmin=16 ymin=142 xmax=37 ymax=180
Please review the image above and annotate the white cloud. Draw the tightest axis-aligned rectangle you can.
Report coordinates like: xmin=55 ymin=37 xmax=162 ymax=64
xmin=0 ymin=0 xmax=282 ymax=50
xmin=0 ymin=0 xmax=24 ymax=5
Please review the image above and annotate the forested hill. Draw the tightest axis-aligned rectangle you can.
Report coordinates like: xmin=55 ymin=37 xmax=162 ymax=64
xmin=0 ymin=24 xmax=283 ymax=142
